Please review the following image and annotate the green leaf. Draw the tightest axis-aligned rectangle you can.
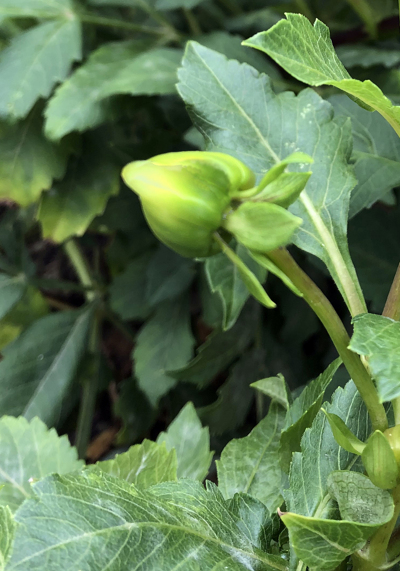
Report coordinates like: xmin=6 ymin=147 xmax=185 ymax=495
xmin=0 ymin=114 xmax=68 ymax=207
xmin=229 ymin=493 xmax=279 ymax=552
xmin=38 ymin=143 xmax=120 ymax=243
xmin=243 ymin=14 xmax=400 ymax=137
xmin=251 ymin=374 xmax=290 ymax=410
xmin=224 ymin=202 xmax=302 ymax=252
xmin=0 ymin=19 xmax=81 ymax=120
xmin=349 ymin=313 xmax=400 ymax=402
xmin=322 ymin=409 xmax=365 ymax=455
xmin=249 ymin=251 xmax=303 ymax=298
xmin=7 ymin=473 xmax=288 ymax=571
xmin=178 ymin=42 xmax=365 ymax=315
xmin=157 ymin=402 xmax=213 ymax=481
xmin=0 ymin=308 xmax=92 ymax=425
xmin=0 ymin=274 xmax=26 ymax=321
xmin=0 ymin=0 xmax=75 ymax=18
xmin=214 ymin=234 xmax=276 ymax=309
xmin=171 ymin=303 xmax=257 ymax=387
xmin=283 ymin=470 xmax=394 ymax=570
xmin=0 ymin=416 xmax=83 ymax=512
xmin=0 ymin=506 xmax=15 ymax=570
xmin=217 ymin=401 xmax=286 ymax=512
xmin=361 ymin=430 xmax=398 ymax=489
xmin=146 ymin=245 xmax=194 ymax=307
xmin=45 ymin=42 xmax=182 ymax=139
xmin=330 ymin=94 xmax=400 ymax=217
xmin=198 ymin=349 xmax=263 ymax=434
xmin=328 ymin=470 xmax=394 ymax=523
xmin=109 ymin=253 xmax=152 ymax=321
xmin=92 ymin=439 xmax=177 ymax=488
xmin=156 ymin=0 xmax=205 ymax=9
xmin=134 ymin=297 xmax=195 ymax=405
xmin=280 ymin=359 xmax=341 ymax=472
xmin=205 ymin=242 xmax=266 ymax=330
xmin=336 ymin=44 xmax=400 ymax=69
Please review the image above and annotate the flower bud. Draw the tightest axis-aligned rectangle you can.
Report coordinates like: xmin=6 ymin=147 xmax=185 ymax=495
xmin=121 ymin=151 xmax=255 ymax=258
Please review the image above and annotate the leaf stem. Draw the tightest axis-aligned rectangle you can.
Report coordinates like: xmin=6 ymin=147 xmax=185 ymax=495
xmin=266 ymin=248 xmax=387 ymax=432
xmin=64 ymin=240 xmax=96 ymax=302
xmin=383 ymin=263 xmax=400 ymax=424
xmin=79 ymin=14 xmax=172 ymax=37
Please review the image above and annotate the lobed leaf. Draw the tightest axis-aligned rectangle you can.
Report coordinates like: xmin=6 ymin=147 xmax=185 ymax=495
xmin=157 ymin=402 xmax=213 ymax=481
xmin=0 ymin=506 xmax=15 ymax=569
xmin=0 ymin=416 xmax=83 ymax=513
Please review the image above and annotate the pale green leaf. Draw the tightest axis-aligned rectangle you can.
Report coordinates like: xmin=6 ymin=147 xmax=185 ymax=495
xmin=243 ymin=13 xmax=400 ymax=137
xmin=198 ymin=349 xmax=264 ymax=434
xmin=134 ymin=297 xmax=195 ymax=405
xmin=361 ymin=430 xmax=399 ymax=489
xmin=330 ymin=94 xmax=400 ymax=217
xmin=92 ymin=439 xmax=177 ymax=488
xmin=0 ymin=114 xmax=68 ymax=207
xmin=38 ymin=145 xmax=120 ymax=243
xmin=322 ymin=410 xmax=365 ymax=455
xmin=0 ymin=19 xmax=81 ymax=120
xmin=45 ymin=42 xmax=182 ymax=139
xmin=249 ymin=251 xmax=303 ymax=297
xmin=157 ymin=402 xmax=213 ymax=481
xmin=146 ymin=245 xmax=194 ymax=306
xmin=214 ymin=234 xmax=276 ymax=309
xmin=349 ymin=313 xmax=400 ymax=402
xmin=251 ymin=374 xmax=290 ymax=410
xmin=177 ymin=42 xmax=365 ymax=315
xmin=0 ymin=416 xmax=83 ymax=513
xmin=172 ymin=304 xmax=257 ymax=386
xmin=217 ymin=401 xmax=286 ymax=512
xmin=205 ymin=242 xmax=266 ymax=330
xmin=7 ymin=472 xmax=288 ymax=571
xmin=0 ymin=274 xmax=26 ymax=321
xmin=0 ymin=506 xmax=15 ymax=570
xmin=328 ymin=470 xmax=394 ymax=523
xmin=0 ymin=308 xmax=92 ymax=425
xmin=229 ymin=493 xmax=279 ymax=552
xmin=0 ymin=0 xmax=75 ymax=18
xmin=280 ymin=359 xmax=341 ymax=471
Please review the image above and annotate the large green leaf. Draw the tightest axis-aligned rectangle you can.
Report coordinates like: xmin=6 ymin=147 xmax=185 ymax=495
xmin=0 ymin=416 xmax=83 ymax=513
xmin=92 ymin=439 xmax=177 ymax=488
xmin=282 ymin=471 xmax=394 ymax=570
xmin=7 ymin=473 xmax=288 ymax=571
xmin=280 ymin=359 xmax=341 ymax=471
xmin=0 ymin=308 xmax=92 ymax=425
xmin=109 ymin=253 xmax=152 ymax=321
xmin=217 ymin=401 xmax=286 ymax=512
xmin=157 ymin=402 xmax=213 ymax=481
xmin=229 ymin=493 xmax=279 ymax=552
xmin=133 ymin=297 xmax=195 ymax=405
xmin=330 ymin=94 xmax=400 ymax=217
xmin=0 ymin=0 xmax=75 ymax=18
xmin=0 ymin=506 xmax=15 ymax=570
xmin=336 ymin=44 xmax=400 ymax=69
xmin=172 ymin=303 xmax=257 ymax=386
xmin=197 ymin=349 xmax=263 ymax=434
xmin=0 ymin=19 xmax=82 ymax=120
xmin=177 ymin=42 xmax=365 ymax=316
xmin=146 ymin=245 xmax=194 ymax=307
xmin=284 ymin=381 xmax=370 ymax=570
xmin=38 ymin=144 xmax=120 ymax=243
xmin=205 ymin=243 xmax=266 ymax=331
xmin=0 ymin=114 xmax=68 ymax=207
xmin=45 ymin=42 xmax=182 ymax=139
xmin=349 ymin=314 xmax=400 ymax=402
xmin=243 ymin=14 xmax=400 ymax=137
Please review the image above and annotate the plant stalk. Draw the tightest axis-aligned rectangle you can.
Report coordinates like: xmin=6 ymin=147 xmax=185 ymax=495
xmin=295 ymin=0 xmax=315 ymax=21
xmin=267 ymin=248 xmax=387 ymax=432
xmin=344 ymin=0 xmax=378 ymax=39
xmin=79 ymin=14 xmax=171 ymax=36
xmin=183 ymin=8 xmax=202 ymax=36
xmin=64 ymin=240 xmax=96 ymax=302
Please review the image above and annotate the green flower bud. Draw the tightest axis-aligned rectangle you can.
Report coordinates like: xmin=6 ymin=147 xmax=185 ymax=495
xmin=121 ymin=151 xmax=255 ymax=258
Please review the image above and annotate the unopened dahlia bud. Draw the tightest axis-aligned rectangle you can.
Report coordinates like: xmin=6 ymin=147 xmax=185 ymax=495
xmin=121 ymin=151 xmax=255 ymax=258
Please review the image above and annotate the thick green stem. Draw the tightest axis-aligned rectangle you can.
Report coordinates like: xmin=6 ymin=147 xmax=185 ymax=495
xmin=75 ymin=315 xmax=101 ymax=459
xmin=383 ymin=263 xmax=400 ymax=424
xmin=64 ymin=239 xmax=100 ymax=459
xmin=267 ymin=248 xmax=387 ymax=432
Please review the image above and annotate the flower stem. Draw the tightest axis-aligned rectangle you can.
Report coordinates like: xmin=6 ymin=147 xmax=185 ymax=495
xmin=383 ymin=263 xmax=400 ymax=424
xmin=266 ymin=248 xmax=387 ymax=432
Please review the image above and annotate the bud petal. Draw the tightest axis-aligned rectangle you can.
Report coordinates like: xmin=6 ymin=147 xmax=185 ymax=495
xmin=121 ymin=151 xmax=255 ymax=258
